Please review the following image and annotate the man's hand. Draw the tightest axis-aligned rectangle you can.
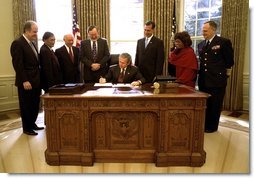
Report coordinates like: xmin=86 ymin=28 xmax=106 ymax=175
xmin=23 ymin=81 xmax=32 ymax=90
xmin=131 ymin=80 xmax=142 ymax=86
xmin=91 ymin=63 xmax=101 ymax=71
xmin=99 ymin=77 xmax=106 ymax=83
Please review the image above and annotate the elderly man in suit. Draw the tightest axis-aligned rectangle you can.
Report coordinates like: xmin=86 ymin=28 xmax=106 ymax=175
xmin=198 ymin=21 xmax=234 ymax=133
xmin=135 ymin=20 xmax=165 ymax=83
xmin=40 ymin=32 xmax=62 ymax=92
xmin=10 ymin=20 xmax=44 ymax=136
xmin=55 ymin=34 xmax=80 ymax=84
xmin=99 ymin=53 xmax=145 ymax=86
xmin=79 ymin=25 xmax=110 ymax=83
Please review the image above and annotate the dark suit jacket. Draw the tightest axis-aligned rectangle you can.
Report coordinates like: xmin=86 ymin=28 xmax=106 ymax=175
xmin=197 ymin=35 xmax=234 ymax=88
xmin=105 ymin=65 xmax=146 ymax=84
xmin=10 ymin=36 xmax=40 ymax=88
xmin=55 ymin=45 xmax=80 ymax=83
xmin=39 ymin=44 xmax=62 ymax=92
xmin=135 ymin=36 xmax=165 ymax=83
xmin=80 ymin=38 xmax=110 ymax=82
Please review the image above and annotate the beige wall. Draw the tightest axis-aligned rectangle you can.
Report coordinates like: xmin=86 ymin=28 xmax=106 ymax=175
xmin=0 ymin=0 xmax=14 ymax=76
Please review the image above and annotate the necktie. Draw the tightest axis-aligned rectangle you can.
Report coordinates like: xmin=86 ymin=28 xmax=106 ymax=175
xmin=30 ymin=42 xmax=38 ymax=59
xmin=118 ymin=68 xmax=125 ymax=83
xmin=145 ymin=38 xmax=148 ymax=48
xmin=68 ymin=46 xmax=74 ymax=62
xmin=92 ymin=41 xmax=97 ymax=62
xmin=51 ymin=50 xmax=60 ymax=67
xmin=205 ymin=40 xmax=210 ymax=49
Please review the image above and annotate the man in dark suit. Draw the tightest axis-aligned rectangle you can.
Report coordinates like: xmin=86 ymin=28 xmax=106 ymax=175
xmin=135 ymin=20 xmax=165 ymax=83
xmin=55 ymin=34 xmax=80 ymax=84
xmin=99 ymin=53 xmax=145 ymax=85
xmin=10 ymin=20 xmax=44 ymax=136
xmin=198 ymin=21 xmax=234 ymax=133
xmin=80 ymin=25 xmax=110 ymax=83
xmin=40 ymin=32 xmax=63 ymax=92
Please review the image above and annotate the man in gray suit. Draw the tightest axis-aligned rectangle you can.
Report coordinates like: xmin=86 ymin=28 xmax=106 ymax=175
xmin=79 ymin=25 xmax=110 ymax=83
xmin=135 ymin=20 xmax=165 ymax=83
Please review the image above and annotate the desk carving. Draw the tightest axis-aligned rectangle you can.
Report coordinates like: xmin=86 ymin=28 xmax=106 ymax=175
xmin=42 ymin=84 xmax=209 ymax=167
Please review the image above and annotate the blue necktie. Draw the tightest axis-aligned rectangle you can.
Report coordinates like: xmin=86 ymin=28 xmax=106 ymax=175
xmin=145 ymin=38 xmax=148 ymax=48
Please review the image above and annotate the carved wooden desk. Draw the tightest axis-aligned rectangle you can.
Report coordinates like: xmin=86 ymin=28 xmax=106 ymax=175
xmin=41 ymin=84 xmax=209 ymax=167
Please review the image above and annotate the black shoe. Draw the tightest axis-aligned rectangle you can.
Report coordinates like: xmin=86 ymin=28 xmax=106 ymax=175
xmin=205 ymin=129 xmax=217 ymax=133
xmin=23 ymin=130 xmax=38 ymax=135
xmin=33 ymin=125 xmax=44 ymax=130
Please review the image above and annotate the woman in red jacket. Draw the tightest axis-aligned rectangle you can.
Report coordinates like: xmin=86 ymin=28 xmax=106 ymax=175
xmin=168 ymin=31 xmax=198 ymax=88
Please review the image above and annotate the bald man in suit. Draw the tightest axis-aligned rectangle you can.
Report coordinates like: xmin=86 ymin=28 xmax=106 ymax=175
xmin=55 ymin=34 xmax=80 ymax=84
xmin=10 ymin=20 xmax=43 ymax=136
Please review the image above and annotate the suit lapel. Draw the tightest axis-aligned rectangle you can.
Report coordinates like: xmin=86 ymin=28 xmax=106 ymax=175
xmin=144 ymin=36 xmax=154 ymax=50
xmin=21 ymin=36 xmax=38 ymax=62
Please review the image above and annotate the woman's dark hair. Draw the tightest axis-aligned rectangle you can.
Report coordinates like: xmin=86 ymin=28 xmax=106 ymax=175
xmin=174 ymin=31 xmax=192 ymax=47
xmin=42 ymin=31 xmax=54 ymax=41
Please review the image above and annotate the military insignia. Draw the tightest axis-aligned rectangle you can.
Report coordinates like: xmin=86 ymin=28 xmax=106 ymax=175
xmin=212 ymin=45 xmax=220 ymax=50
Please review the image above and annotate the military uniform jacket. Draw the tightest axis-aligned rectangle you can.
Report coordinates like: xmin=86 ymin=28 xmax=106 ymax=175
xmin=197 ymin=35 xmax=234 ymax=88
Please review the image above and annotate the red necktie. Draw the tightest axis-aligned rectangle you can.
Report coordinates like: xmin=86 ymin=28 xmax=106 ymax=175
xmin=69 ymin=46 xmax=74 ymax=62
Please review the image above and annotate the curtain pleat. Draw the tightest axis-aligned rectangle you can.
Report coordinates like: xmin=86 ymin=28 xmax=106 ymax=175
xmin=12 ymin=0 xmax=36 ymax=39
xmin=221 ymin=0 xmax=248 ymax=110
xmin=75 ymin=0 xmax=110 ymax=43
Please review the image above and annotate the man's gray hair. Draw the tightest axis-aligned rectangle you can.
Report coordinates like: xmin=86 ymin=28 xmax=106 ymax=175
xmin=120 ymin=53 xmax=132 ymax=64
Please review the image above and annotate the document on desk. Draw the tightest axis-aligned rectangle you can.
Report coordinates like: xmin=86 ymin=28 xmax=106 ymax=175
xmin=94 ymin=83 xmax=113 ymax=87
xmin=112 ymin=83 xmax=132 ymax=88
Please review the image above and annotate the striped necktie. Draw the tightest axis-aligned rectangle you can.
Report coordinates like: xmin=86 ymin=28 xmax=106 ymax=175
xmin=92 ymin=41 xmax=97 ymax=62
xmin=118 ymin=68 xmax=125 ymax=83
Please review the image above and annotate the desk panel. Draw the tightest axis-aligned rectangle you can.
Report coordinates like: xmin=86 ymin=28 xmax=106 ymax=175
xmin=42 ymin=84 xmax=209 ymax=167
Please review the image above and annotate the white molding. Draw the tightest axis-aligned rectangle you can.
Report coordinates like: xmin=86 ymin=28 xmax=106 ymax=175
xmin=0 ymin=75 xmax=19 ymax=112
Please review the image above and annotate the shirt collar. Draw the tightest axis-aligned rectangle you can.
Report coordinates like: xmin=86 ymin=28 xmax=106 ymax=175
xmin=208 ymin=35 xmax=216 ymax=43
xmin=146 ymin=35 xmax=153 ymax=41
xmin=23 ymin=34 xmax=32 ymax=44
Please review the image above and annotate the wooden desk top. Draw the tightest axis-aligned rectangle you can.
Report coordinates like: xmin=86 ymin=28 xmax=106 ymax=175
xmin=41 ymin=83 xmax=209 ymax=99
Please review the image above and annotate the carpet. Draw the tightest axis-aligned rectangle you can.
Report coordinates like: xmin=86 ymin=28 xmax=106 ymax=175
xmin=0 ymin=112 xmax=44 ymax=133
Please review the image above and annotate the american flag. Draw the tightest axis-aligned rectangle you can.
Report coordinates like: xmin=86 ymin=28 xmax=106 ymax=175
xmin=72 ymin=0 xmax=81 ymax=47
xmin=170 ymin=0 xmax=177 ymax=48
xmin=172 ymin=0 xmax=177 ymax=35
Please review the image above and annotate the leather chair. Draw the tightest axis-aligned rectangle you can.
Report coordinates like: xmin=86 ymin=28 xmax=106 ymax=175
xmin=108 ymin=54 xmax=119 ymax=66
xmin=105 ymin=54 xmax=119 ymax=74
